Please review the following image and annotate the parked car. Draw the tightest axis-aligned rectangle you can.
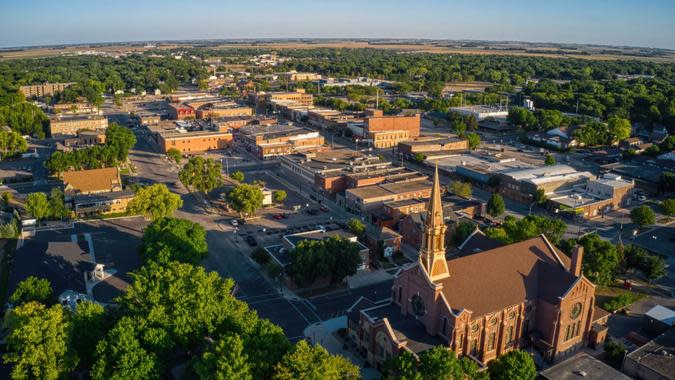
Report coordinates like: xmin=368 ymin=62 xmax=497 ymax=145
xmin=230 ymin=219 xmax=239 ymax=227
xmin=320 ymin=206 xmax=329 ymax=212
xmin=272 ymin=214 xmax=285 ymax=220
xmin=245 ymin=235 xmax=257 ymax=246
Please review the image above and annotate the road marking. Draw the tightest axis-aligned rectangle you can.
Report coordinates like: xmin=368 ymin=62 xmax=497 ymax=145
xmin=286 ymin=299 xmax=312 ymax=325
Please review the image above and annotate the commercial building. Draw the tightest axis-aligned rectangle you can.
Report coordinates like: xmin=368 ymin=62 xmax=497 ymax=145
xmin=63 ymin=167 xmax=123 ymax=197
xmin=398 ymin=136 xmax=469 ymax=157
xmin=307 ymin=108 xmax=360 ymax=130
xmin=346 ymin=109 xmax=421 ymax=149
xmin=49 ymin=114 xmax=108 ymax=136
xmin=20 ymin=82 xmax=75 ymax=98
xmin=52 ymin=102 xmax=99 ymax=115
xmin=497 ymin=165 xmax=594 ymax=203
xmin=430 ymin=152 xmax=533 ymax=185
xmin=77 ymin=130 xmax=106 ymax=146
xmin=449 ymin=105 xmax=508 ymax=121
xmin=624 ymin=328 xmax=675 ymax=380
xmin=547 ymin=173 xmax=634 ymax=219
xmin=167 ymin=103 xmax=196 ymax=120
xmin=344 ymin=179 xmax=432 ymax=213
xmin=212 ymin=116 xmax=276 ymax=131
xmin=158 ymin=130 xmax=232 ymax=154
xmin=138 ymin=114 xmax=161 ymax=126
xmin=347 ymin=168 xmax=607 ymax=368
xmin=73 ymin=190 xmax=135 ymax=217
xmin=254 ymin=89 xmax=314 ymax=107
xmin=237 ymin=124 xmax=324 ymax=159
xmin=538 ymin=353 xmax=631 ymax=380
xmin=282 ymin=71 xmax=322 ymax=82
xmin=196 ymin=104 xmax=253 ymax=120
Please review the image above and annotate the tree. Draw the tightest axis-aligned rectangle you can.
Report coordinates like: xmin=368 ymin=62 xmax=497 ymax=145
xmin=383 ymin=347 xmax=484 ymax=380
xmin=453 ymin=120 xmax=467 ymax=136
xmin=273 ymin=190 xmax=287 ymax=203
xmin=661 ymin=199 xmax=675 ymax=216
xmin=347 ymin=218 xmax=365 ymax=237
xmin=90 ymin=317 xmax=160 ymax=380
xmin=273 ymin=340 xmax=359 ymax=380
xmin=10 ymin=276 xmax=53 ymax=305
xmin=194 ymin=334 xmax=252 ymax=380
xmin=413 ymin=152 xmax=426 ymax=162
xmin=608 ymin=116 xmax=631 ymax=142
xmin=227 ymin=184 xmax=264 ymax=218
xmin=288 ymin=237 xmax=362 ymax=287
xmin=603 ymin=341 xmax=626 ymax=369
xmin=179 ymin=156 xmax=223 ymax=195
xmin=48 ymin=187 xmax=69 ymax=219
xmin=418 ymin=346 xmax=468 ymax=380
xmin=0 ymin=129 xmax=28 ymax=158
xmin=25 ymin=192 xmax=49 ymax=221
xmin=71 ymin=301 xmax=107 ymax=369
xmin=105 ymin=123 xmax=136 ymax=162
xmin=485 ymin=215 xmax=567 ymax=245
xmin=166 ymin=148 xmax=182 ymax=164
xmin=230 ymin=170 xmax=245 ymax=182
xmin=630 ymin=205 xmax=655 ymax=228
xmin=382 ymin=351 xmax=421 ymax=380
xmin=466 ymin=132 xmax=480 ymax=150
xmin=128 ymin=184 xmax=183 ymax=220
xmin=488 ymin=350 xmax=537 ymax=380
xmin=450 ymin=181 xmax=472 ymax=199
xmin=534 ymin=188 xmax=548 ymax=205
xmin=544 ymin=154 xmax=556 ymax=166
xmin=642 ymin=254 xmax=667 ymax=282
xmin=141 ymin=217 xmax=208 ymax=264
xmin=576 ymin=233 xmax=620 ymax=286
xmin=2 ymin=191 xmax=13 ymax=208
xmin=508 ymin=107 xmax=537 ymax=130
xmin=3 ymin=302 xmax=76 ymax=380
xmin=454 ymin=221 xmax=477 ymax=246
xmin=487 ymin=192 xmax=505 ymax=217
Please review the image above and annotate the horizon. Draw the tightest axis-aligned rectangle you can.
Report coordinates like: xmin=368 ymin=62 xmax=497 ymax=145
xmin=2 ymin=0 xmax=674 ymax=50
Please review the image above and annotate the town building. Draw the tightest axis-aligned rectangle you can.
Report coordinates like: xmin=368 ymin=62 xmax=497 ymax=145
xmin=538 ymin=353 xmax=631 ymax=380
xmin=19 ymin=82 xmax=75 ymax=98
xmin=157 ymin=130 xmax=233 ymax=154
xmin=546 ymin=173 xmax=634 ymax=220
xmin=449 ymin=105 xmax=508 ymax=121
xmin=344 ymin=179 xmax=432 ymax=214
xmin=307 ymin=108 xmax=360 ymax=130
xmin=77 ymin=130 xmax=106 ymax=146
xmin=431 ymin=152 xmax=533 ymax=185
xmin=72 ymin=190 xmax=135 ymax=217
xmin=138 ymin=113 xmax=161 ymax=126
xmin=398 ymin=136 xmax=469 ymax=157
xmin=62 ymin=167 xmax=123 ymax=197
xmin=496 ymin=165 xmax=594 ymax=204
xmin=623 ymin=328 xmax=675 ymax=380
xmin=282 ymin=71 xmax=322 ymax=82
xmin=52 ymin=102 xmax=99 ymax=115
xmin=348 ymin=109 xmax=421 ymax=148
xmin=347 ymin=167 xmax=607 ymax=369
xmin=49 ymin=114 xmax=108 ymax=136
xmin=257 ymin=89 xmax=314 ymax=107
xmin=167 ymin=103 xmax=196 ymax=120
xmin=213 ymin=116 xmax=276 ymax=131
xmin=237 ymin=124 xmax=324 ymax=159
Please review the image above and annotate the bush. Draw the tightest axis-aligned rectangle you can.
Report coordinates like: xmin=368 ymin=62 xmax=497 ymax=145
xmin=602 ymin=292 xmax=640 ymax=313
xmin=266 ymin=261 xmax=282 ymax=279
xmin=10 ymin=276 xmax=53 ymax=305
xmin=604 ymin=340 xmax=626 ymax=369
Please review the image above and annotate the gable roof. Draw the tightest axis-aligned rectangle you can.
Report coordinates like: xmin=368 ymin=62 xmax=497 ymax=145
xmin=63 ymin=167 xmax=120 ymax=193
xmin=439 ymin=235 xmax=576 ymax=317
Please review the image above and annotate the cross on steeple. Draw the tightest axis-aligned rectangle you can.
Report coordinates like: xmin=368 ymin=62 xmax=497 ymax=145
xmin=419 ymin=164 xmax=450 ymax=281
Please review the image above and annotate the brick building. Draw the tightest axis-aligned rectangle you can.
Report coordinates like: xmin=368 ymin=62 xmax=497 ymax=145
xmin=237 ymin=124 xmax=324 ymax=159
xmin=365 ymin=109 xmax=420 ymax=138
xmin=157 ymin=130 xmax=233 ymax=154
xmin=73 ymin=190 xmax=135 ymax=217
xmin=344 ymin=179 xmax=432 ymax=214
xmin=138 ymin=114 xmax=161 ymax=126
xmin=547 ymin=173 xmax=634 ymax=220
xmin=20 ymin=82 xmax=74 ymax=98
xmin=496 ymin=165 xmax=594 ymax=204
xmin=52 ymin=102 xmax=99 ymax=115
xmin=63 ymin=167 xmax=122 ymax=197
xmin=195 ymin=105 xmax=253 ymax=120
xmin=49 ymin=115 xmax=108 ymax=136
xmin=398 ymin=136 xmax=469 ymax=157
xmin=167 ymin=103 xmax=196 ymax=120
xmin=348 ymin=167 xmax=607 ymax=368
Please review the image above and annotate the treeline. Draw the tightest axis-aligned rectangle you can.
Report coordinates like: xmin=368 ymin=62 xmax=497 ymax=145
xmin=45 ymin=123 xmax=136 ymax=173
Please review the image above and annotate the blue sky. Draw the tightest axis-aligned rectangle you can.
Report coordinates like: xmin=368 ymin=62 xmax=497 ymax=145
xmin=1 ymin=0 xmax=674 ymax=49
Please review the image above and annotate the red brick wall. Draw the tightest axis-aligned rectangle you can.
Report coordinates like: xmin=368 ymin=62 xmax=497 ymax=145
xmin=366 ymin=114 xmax=420 ymax=137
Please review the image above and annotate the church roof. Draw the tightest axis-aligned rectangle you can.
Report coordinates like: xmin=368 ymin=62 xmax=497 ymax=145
xmin=438 ymin=235 xmax=576 ymax=317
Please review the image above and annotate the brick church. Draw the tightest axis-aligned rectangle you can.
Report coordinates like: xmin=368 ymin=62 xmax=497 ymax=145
xmin=347 ymin=167 xmax=609 ymax=368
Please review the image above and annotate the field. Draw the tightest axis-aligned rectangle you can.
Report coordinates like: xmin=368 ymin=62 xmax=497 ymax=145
xmin=3 ymin=40 xmax=675 ymax=62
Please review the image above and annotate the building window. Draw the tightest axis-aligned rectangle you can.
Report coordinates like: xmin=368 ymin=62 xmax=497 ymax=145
xmin=487 ymin=332 xmax=496 ymax=351
xmin=506 ymin=326 xmax=514 ymax=343
xmin=565 ymin=325 xmax=572 ymax=341
xmin=458 ymin=334 xmax=464 ymax=349
xmin=470 ymin=339 xmax=478 ymax=356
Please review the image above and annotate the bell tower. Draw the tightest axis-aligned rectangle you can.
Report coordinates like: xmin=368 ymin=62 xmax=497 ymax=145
xmin=419 ymin=164 xmax=450 ymax=282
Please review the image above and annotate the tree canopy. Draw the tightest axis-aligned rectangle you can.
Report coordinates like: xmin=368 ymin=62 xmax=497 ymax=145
xmin=227 ymin=183 xmax=264 ymax=218
xmin=128 ymin=183 xmax=183 ymax=220
xmin=272 ymin=340 xmax=359 ymax=380
xmin=487 ymin=193 xmax=505 ymax=217
xmin=0 ymin=129 xmax=28 ymax=158
xmin=140 ymin=217 xmax=208 ymax=264
xmin=179 ymin=156 xmax=223 ymax=195
xmin=485 ymin=215 xmax=567 ymax=245
xmin=9 ymin=276 xmax=53 ymax=305
xmin=487 ymin=350 xmax=537 ymax=380
xmin=630 ymin=205 xmax=656 ymax=228
xmin=288 ymin=237 xmax=362 ymax=287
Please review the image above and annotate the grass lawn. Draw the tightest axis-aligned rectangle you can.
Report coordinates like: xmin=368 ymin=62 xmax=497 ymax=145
xmin=596 ymin=286 xmax=645 ymax=312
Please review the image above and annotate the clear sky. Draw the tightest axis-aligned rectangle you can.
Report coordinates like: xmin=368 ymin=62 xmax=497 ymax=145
xmin=1 ymin=0 xmax=674 ymax=49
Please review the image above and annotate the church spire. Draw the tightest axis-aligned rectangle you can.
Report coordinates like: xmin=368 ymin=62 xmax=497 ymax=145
xmin=419 ymin=164 xmax=450 ymax=281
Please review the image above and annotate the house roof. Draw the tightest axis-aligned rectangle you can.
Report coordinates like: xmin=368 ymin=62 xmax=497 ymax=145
xmin=436 ymin=235 xmax=576 ymax=317
xmin=63 ymin=167 xmax=120 ymax=193
xmin=539 ymin=353 xmax=631 ymax=380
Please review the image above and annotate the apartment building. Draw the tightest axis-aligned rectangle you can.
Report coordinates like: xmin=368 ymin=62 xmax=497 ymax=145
xmin=49 ymin=115 xmax=108 ymax=136
xmin=20 ymin=82 xmax=75 ymax=98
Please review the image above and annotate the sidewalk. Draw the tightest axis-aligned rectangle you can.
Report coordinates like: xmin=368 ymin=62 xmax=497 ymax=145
xmin=304 ymin=317 xmax=380 ymax=380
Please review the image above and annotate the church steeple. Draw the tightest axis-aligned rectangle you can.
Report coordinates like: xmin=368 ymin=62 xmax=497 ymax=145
xmin=419 ymin=164 xmax=450 ymax=281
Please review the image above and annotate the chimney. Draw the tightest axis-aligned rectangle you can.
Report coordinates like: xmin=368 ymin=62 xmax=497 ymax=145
xmin=571 ymin=245 xmax=584 ymax=277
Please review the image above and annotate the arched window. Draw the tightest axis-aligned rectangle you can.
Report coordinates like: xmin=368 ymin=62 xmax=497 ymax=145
xmin=487 ymin=332 xmax=496 ymax=351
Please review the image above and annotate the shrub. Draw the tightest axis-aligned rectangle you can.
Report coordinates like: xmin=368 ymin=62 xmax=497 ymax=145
xmin=602 ymin=292 xmax=640 ymax=313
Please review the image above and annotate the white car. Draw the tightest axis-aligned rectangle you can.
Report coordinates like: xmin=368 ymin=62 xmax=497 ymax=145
xmin=230 ymin=219 xmax=239 ymax=227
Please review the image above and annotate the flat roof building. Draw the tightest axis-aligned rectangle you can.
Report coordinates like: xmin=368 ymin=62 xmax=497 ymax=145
xmin=49 ymin=114 xmax=108 ymax=136
xmin=624 ymin=328 xmax=675 ymax=380
xmin=450 ymin=105 xmax=508 ymax=121
xmin=345 ymin=179 xmax=432 ymax=213
xmin=538 ymin=353 xmax=631 ymax=380
xmin=398 ymin=136 xmax=469 ymax=156
xmin=237 ymin=124 xmax=324 ymax=159
xmin=20 ymin=82 xmax=75 ymax=98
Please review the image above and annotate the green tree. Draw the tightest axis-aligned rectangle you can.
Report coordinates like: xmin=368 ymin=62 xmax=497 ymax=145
xmin=487 ymin=350 xmax=537 ymax=380
xmin=0 ymin=129 xmax=28 ymax=158
xmin=534 ymin=188 xmax=548 ymax=205
xmin=71 ymin=301 xmax=107 ymax=369
xmin=485 ymin=215 xmax=567 ymax=245
xmin=453 ymin=120 xmax=467 ymax=137
xmin=3 ymin=302 xmax=76 ymax=380
xmin=2 ymin=191 xmax=13 ymax=208
xmin=288 ymin=237 xmax=362 ymax=287
xmin=466 ymin=132 xmax=480 ymax=150
xmin=273 ymin=190 xmax=287 ymax=203
xmin=179 ymin=156 xmax=223 ymax=195
xmin=662 ymin=199 xmax=675 ymax=216
xmin=9 ymin=276 xmax=53 ymax=305
xmin=347 ymin=218 xmax=366 ymax=237
xmin=230 ymin=170 xmax=245 ymax=182
xmin=454 ymin=221 xmax=477 ymax=246
xmin=141 ymin=217 xmax=207 ymax=264
xmin=418 ymin=346 xmax=467 ymax=380
xmin=128 ymin=183 xmax=183 ymax=220
xmin=508 ymin=107 xmax=538 ymax=130
xmin=608 ymin=116 xmax=631 ymax=142
xmin=194 ymin=334 xmax=252 ymax=380
xmin=413 ymin=152 xmax=426 ymax=162
xmin=105 ymin=123 xmax=137 ymax=162
xmin=382 ymin=350 xmax=421 ymax=380
xmin=642 ymin=255 xmax=667 ymax=282
xmin=487 ymin=192 xmax=505 ymax=217
xmin=273 ymin=340 xmax=359 ymax=380
xmin=630 ymin=205 xmax=655 ymax=228
xmin=450 ymin=181 xmax=472 ymax=199
xmin=48 ymin=187 xmax=69 ymax=219
xmin=25 ymin=192 xmax=49 ymax=221
xmin=166 ymin=148 xmax=182 ymax=164
xmin=576 ymin=233 xmax=620 ymax=286
xmin=544 ymin=154 xmax=556 ymax=166
xmin=227 ymin=184 xmax=264 ymax=218
xmin=603 ymin=341 xmax=626 ymax=369
xmin=90 ymin=317 xmax=160 ymax=380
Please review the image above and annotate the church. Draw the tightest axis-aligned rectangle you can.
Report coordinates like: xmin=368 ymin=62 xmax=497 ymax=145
xmin=347 ymin=166 xmax=609 ymax=368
